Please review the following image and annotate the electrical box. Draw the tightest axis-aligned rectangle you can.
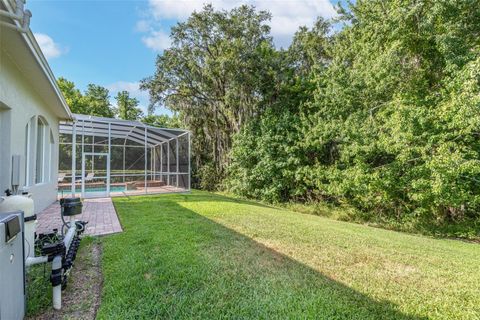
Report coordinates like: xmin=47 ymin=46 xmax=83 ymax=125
xmin=0 ymin=212 xmax=25 ymax=320
xmin=11 ymin=155 xmax=21 ymax=188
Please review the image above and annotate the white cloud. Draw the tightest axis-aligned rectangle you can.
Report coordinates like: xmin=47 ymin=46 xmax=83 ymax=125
xmin=135 ymin=20 xmax=151 ymax=33
xmin=106 ymin=81 xmax=145 ymax=94
xmin=139 ymin=0 xmax=338 ymax=50
xmin=142 ymin=30 xmax=171 ymax=52
xmin=33 ymin=33 xmax=67 ymax=59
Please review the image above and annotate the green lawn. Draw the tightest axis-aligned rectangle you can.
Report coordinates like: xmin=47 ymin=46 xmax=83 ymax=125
xmin=98 ymin=191 xmax=479 ymax=319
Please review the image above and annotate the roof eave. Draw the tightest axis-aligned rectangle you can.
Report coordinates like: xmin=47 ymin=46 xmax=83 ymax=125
xmin=23 ymin=30 xmax=73 ymax=119
xmin=1 ymin=0 xmax=73 ymax=120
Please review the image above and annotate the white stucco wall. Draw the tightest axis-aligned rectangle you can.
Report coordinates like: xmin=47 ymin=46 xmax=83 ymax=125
xmin=0 ymin=52 xmax=60 ymax=214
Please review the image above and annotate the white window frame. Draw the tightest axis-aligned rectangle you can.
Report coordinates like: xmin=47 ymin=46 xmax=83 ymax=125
xmin=35 ymin=116 xmax=50 ymax=185
xmin=48 ymin=129 xmax=54 ymax=182
xmin=24 ymin=116 xmax=35 ymax=187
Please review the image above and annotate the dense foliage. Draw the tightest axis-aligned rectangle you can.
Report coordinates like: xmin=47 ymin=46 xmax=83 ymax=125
xmin=115 ymin=91 xmax=143 ymax=121
xmin=142 ymin=114 xmax=181 ymax=128
xmin=57 ymin=78 xmax=116 ymax=118
xmin=57 ymin=78 xmax=175 ymax=125
xmin=141 ymin=4 xmax=278 ymax=189
xmin=144 ymin=1 xmax=480 ymax=234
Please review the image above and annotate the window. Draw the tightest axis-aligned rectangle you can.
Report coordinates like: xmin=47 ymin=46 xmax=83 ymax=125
xmin=48 ymin=130 xmax=55 ymax=181
xmin=24 ymin=116 xmax=35 ymax=186
xmin=35 ymin=117 xmax=49 ymax=184
xmin=35 ymin=117 xmax=45 ymax=183
xmin=25 ymin=116 xmax=52 ymax=186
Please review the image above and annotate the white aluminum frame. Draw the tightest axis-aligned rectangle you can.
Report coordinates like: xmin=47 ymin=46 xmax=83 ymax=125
xmin=59 ymin=114 xmax=191 ymax=198
xmin=81 ymin=152 xmax=110 ymax=198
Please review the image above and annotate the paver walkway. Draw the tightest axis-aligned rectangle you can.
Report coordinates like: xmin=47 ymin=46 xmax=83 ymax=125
xmin=37 ymin=198 xmax=122 ymax=236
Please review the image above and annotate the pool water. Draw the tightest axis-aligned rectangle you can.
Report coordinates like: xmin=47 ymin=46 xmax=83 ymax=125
xmin=58 ymin=185 xmax=126 ymax=195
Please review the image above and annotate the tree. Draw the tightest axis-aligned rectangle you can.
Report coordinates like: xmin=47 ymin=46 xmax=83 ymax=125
xmin=226 ymin=0 xmax=480 ymax=233
xmin=139 ymin=1 xmax=480 ymax=233
xmin=295 ymin=0 xmax=480 ymax=223
xmin=115 ymin=91 xmax=143 ymax=120
xmin=57 ymin=77 xmax=86 ymax=114
xmin=287 ymin=17 xmax=330 ymax=78
xmin=141 ymin=4 xmax=277 ymax=189
xmin=142 ymin=114 xmax=181 ymax=128
xmin=227 ymin=17 xmax=331 ymax=202
xmin=83 ymin=84 xmax=115 ymax=118
xmin=57 ymin=78 xmax=116 ymax=118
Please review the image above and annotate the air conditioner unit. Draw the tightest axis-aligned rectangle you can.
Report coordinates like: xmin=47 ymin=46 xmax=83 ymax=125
xmin=0 ymin=211 xmax=25 ymax=320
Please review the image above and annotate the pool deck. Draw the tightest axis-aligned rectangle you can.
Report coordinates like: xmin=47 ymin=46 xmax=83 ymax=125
xmin=37 ymin=198 xmax=123 ymax=236
xmin=59 ymin=185 xmax=188 ymax=198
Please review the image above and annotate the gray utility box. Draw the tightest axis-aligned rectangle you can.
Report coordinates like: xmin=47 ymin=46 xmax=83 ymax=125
xmin=0 ymin=212 xmax=25 ymax=320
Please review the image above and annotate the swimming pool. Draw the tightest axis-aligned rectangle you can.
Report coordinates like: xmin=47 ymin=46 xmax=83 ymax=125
xmin=58 ymin=185 xmax=127 ymax=195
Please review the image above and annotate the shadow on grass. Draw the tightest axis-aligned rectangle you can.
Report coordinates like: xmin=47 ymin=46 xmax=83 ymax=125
xmin=100 ymin=194 xmax=427 ymax=319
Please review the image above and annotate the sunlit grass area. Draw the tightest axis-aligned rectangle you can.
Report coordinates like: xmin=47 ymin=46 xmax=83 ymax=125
xmin=98 ymin=191 xmax=479 ymax=319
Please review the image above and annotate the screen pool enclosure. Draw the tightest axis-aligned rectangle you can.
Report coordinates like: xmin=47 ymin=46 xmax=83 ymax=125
xmin=58 ymin=114 xmax=190 ymax=198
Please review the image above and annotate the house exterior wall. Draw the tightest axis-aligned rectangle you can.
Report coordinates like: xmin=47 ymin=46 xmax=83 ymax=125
xmin=0 ymin=52 xmax=60 ymax=214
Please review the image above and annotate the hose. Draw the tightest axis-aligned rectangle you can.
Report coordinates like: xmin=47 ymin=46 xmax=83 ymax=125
xmin=60 ymin=205 xmax=72 ymax=236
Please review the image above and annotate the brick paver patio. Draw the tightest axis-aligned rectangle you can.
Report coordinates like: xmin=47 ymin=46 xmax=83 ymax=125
xmin=37 ymin=198 xmax=122 ymax=236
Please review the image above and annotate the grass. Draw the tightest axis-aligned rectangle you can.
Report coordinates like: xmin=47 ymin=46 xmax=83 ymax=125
xmin=26 ymin=254 xmax=53 ymax=316
xmin=97 ymin=190 xmax=479 ymax=319
xmin=284 ymin=200 xmax=480 ymax=241
xmin=26 ymin=236 xmax=101 ymax=318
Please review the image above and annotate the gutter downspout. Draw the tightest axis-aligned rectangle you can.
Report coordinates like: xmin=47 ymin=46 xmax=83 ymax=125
xmin=0 ymin=0 xmax=31 ymax=32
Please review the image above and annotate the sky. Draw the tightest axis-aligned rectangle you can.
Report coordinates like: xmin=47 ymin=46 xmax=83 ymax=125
xmin=28 ymin=0 xmax=340 ymax=115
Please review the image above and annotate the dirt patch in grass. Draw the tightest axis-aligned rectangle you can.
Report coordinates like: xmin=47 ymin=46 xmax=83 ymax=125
xmin=27 ymin=238 xmax=103 ymax=320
